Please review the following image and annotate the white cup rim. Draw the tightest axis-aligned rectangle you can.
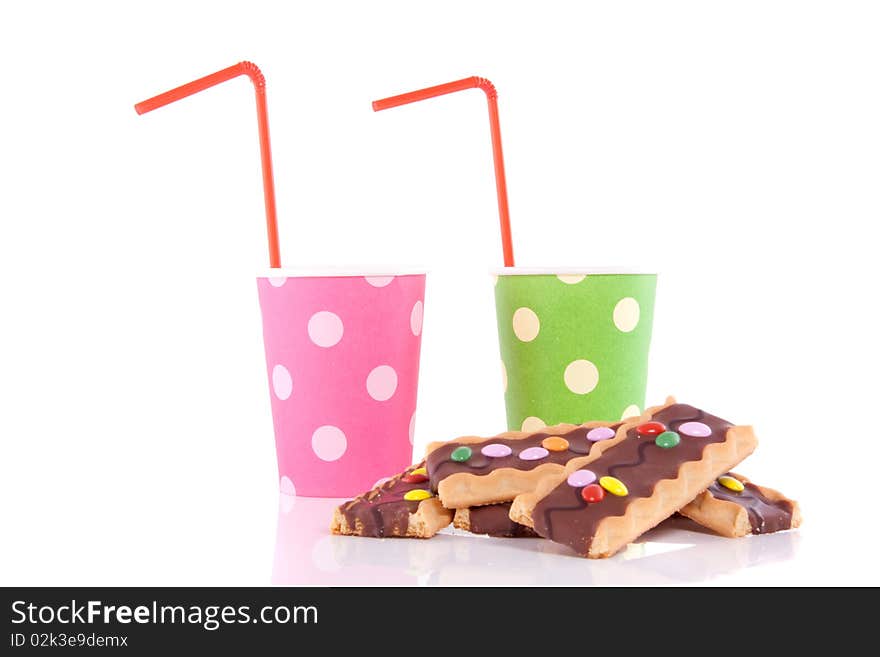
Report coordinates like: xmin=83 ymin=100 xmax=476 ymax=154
xmin=492 ymin=266 xmax=656 ymax=276
xmin=258 ymin=266 xmax=427 ymax=278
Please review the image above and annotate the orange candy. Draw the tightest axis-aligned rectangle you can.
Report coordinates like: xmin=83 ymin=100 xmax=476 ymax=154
xmin=541 ymin=436 xmax=570 ymax=452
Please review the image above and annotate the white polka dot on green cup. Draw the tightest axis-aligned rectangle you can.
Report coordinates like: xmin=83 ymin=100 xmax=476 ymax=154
xmin=621 ymin=404 xmax=641 ymax=420
xmin=521 ymin=416 xmax=546 ymax=432
xmin=512 ymin=307 xmax=540 ymax=342
xmin=613 ymin=297 xmax=640 ymax=332
xmin=564 ymin=359 xmax=599 ymax=395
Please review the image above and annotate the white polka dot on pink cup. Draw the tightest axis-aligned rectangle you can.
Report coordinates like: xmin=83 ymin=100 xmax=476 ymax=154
xmin=410 ymin=300 xmax=424 ymax=336
xmin=271 ymin=364 xmax=293 ymax=400
xmin=366 ymin=365 xmax=398 ymax=401
xmin=279 ymin=475 xmax=297 ymax=496
xmin=311 ymin=425 xmax=348 ymax=462
xmin=364 ymin=276 xmax=395 ymax=288
xmin=307 ymin=310 xmax=344 ymax=348
xmin=258 ymin=270 xmax=426 ymax=496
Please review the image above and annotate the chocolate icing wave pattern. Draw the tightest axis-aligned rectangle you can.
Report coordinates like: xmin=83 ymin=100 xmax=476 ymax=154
xmin=708 ymin=479 xmax=794 ymax=534
xmin=426 ymin=424 xmax=621 ymax=489
xmin=607 ymin=441 xmax=655 ymax=479
xmin=531 ymin=404 xmax=733 ymax=555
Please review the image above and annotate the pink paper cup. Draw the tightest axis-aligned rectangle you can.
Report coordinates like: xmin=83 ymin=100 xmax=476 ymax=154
xmin=257 ymin=269 xmax=426 ymax=497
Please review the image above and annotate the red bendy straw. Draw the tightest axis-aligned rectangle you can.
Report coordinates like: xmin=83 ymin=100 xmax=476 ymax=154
xmin=135 ymin=62 xmax=281 ymax=268
xmin=373 ymin=77 xmax=515 ymax=267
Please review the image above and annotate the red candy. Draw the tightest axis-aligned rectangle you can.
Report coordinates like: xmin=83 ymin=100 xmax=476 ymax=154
xmin=636 ymin=421 xmax=666 ymax=436
xmin=401 ymin=473 xmax=429 ymax=484
xmin=581 ymin=484 xmax=605 ymax=504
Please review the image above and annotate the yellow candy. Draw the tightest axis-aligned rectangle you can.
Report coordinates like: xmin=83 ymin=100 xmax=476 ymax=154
xmin=411 ymin=467 xmax=427 ymax=477
xmin=718 ymin=475 xmax=744 ymax=493
xmin=599 ymin=476 xmax=628 ymax=497
xmin=403 ymin=489 xmax=433 ymax=501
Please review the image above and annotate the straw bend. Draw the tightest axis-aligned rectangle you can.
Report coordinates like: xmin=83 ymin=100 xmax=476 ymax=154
xmin=372 ymin=75 xmax=514 ymax=266
xmin=472 ymin=76 xmax=498 ymax=99
xmin=239 ymin=60 xmax=266 ymax=90
xmin=134 ymin=61 xmax=281 ymax=268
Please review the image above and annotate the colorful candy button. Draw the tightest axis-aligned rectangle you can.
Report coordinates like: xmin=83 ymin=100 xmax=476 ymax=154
xmin=679 ymin=421 xmax=712 ymax=438
xmin=599 ymin=476 xmax=628 ymax=496
xmin=718 ymin=475 xmax=745 ymax=492
xmin=518 ymin=446 xmax=550 ymax=461
xmin=655 ymin=431 xmax=680 ymax=449
xmin=542 ymin=436 xmax=570 ymax=452
xmin=450 ymin=446 xmax=472 ymax=462
xmin=481 ymin=443 xmax=513 ymax=458
xmin=637 ymin=422 xmax=666 ymax=436
xmin=586 ymin=426 xmax=616 ymax=442
xmin=581 ymin=484 xmax=605 ymax=503
xmin=567 ymin=469 xmax=597 ymax=487
xmin=401 ymin=472 xmax=429 ymax=484
xmin=403 ymin=489 xmax=433 ymax=501
xmin=411 ymin=467 xmax=427 ymax=476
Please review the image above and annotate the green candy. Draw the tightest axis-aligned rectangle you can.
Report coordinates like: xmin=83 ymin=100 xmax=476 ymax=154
xmin=450 ymin=446 xmax=473 ymax=462
xmin=655 ymin=431 xmax=680 ymax=449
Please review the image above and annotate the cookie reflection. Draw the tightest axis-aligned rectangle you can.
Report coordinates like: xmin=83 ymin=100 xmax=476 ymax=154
xmin=272 ymin=495 xmax=799 ymax=586
xmin=272 ymin=494 xmax=450 ymax=586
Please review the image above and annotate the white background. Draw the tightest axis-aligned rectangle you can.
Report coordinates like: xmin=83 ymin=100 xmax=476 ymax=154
xmin=1 ymin=1 xmax=878 ymax=585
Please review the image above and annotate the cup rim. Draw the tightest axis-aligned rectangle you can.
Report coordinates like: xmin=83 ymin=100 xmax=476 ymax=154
xmin=258 ymin=266 xmax=427 ymax=279
xmin=492 ymin=266 xmax=656 ymax=276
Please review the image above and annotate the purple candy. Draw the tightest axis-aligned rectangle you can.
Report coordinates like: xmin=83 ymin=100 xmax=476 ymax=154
xmin=679 ymin=421 xmax=712 ymax=438
xmin=518 ymin=446 xmax=549 ymax=461
xmin=567 ymin=469 xmax=597 ymax=487
xmin=586 ymin=426 xmax=616 ymax=442
xmin=481 ymin=443 xmax=513 ymax=458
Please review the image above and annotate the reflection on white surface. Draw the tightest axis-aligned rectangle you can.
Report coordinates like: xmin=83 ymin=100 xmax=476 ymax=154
xmin=272 ymin=495 xmax=800 ymax=586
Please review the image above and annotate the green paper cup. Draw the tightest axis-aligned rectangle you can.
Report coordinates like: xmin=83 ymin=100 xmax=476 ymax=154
xmin=494 ymin=268 xmax=657 ymax=430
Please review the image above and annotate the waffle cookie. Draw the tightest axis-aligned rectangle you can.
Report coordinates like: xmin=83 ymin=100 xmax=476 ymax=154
xmin=331 ymin=463 xmax=453 ymax=538
xmin=425 ymin=420 xmax=622 ymax=509
xmin=453 ymin=503 xmax=538 ymax=538
xmin=509 ymin=400 xmax=758 ymax=558
xmin=679 ymin=472 xmax=801 ymax=537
